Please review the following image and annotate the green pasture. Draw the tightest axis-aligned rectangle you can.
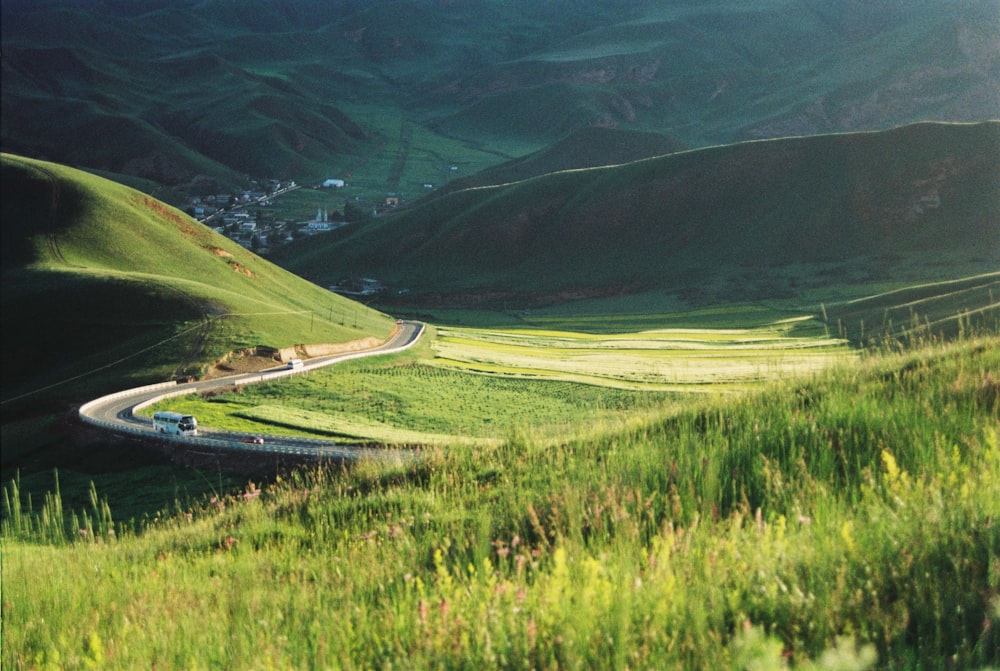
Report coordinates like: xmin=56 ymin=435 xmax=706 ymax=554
xmin=150 ymin=314 xmax=851 ymax=445
xmin=151 ymin=351 xmax=678 ymax=446
xmin=326 ymin=103 xmax=540 ymax=205
xmin=432 ymin=321 xmax=850 ymax=391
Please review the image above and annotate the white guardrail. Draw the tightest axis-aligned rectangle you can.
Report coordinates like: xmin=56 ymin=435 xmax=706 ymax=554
xmin=77 ymin=323 xmax=424 ymax=458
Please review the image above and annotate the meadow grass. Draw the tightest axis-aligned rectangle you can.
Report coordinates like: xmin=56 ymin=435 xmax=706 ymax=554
xmin=4 ymin=334 xmax=998 ymax=669
xmin=149 ymin=350 xmax=679 ymax=446
xmin=329 ymin=102 xmax=540 ymax=203
xmin=432 ymin=323 xmax=848 ymax=390
xmin=145 ymin=317 xmax=850 ymax=445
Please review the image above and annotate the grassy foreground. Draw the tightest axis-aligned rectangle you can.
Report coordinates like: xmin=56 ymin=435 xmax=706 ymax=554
xmin=3 ymin=335 xmax=999 ymax=669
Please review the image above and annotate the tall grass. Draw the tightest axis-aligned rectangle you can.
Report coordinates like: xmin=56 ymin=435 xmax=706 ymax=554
xmin=3 ymin=335 xmax=998 ymax=669
xmin=2 ymin=471 xmax=115 ymax=545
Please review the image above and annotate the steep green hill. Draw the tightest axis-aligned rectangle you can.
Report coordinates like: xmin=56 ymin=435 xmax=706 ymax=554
xmin=0 ymin=153 xmax=394 ymax=417
xmin=272 ymin=121 xmax=1000 ymax=311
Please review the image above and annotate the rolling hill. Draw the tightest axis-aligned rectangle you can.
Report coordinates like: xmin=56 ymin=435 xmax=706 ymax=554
xmin=2 ymin=0 xmax=997 ymax=192
xmin=428 ymin=126 xmax=688 ymax=198
xmin=0 ymin=153 xmax=395 ymax=419
xmin=271 ymin=121 xmax=1000 ymax=312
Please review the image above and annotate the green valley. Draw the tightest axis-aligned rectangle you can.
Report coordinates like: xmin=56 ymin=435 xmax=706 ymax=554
xmin=2 ymin=1 xmax=999 ymax=668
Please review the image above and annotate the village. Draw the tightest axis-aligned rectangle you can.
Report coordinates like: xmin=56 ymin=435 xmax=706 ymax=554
xmin=180 ymin=178 xmax=394 ymax=298
xmin=181 ymin=177 xmax=410 ymax=255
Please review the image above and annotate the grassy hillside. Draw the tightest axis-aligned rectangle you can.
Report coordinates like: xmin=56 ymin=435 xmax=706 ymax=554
xmin=3 ymin=334 xmax=998 ymax=668
xmin=429 ymin=126 xmax=688 ymax=198
xmin=3 ymin=0 xmax=996 ymax=191
xmin=273 ymin=121 xmax=1000 ymax=313
xmin=815 ymin=273 xmax=1000 ymax=346
xmin=427 ymin=0 xmax=1000 ymax=146
xmin=0 ymin=153 xmax=395 ymax=418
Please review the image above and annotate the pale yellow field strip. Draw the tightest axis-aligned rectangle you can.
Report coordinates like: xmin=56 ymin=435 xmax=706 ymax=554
xmin=432 ymin=323 xmax=852 ymax=389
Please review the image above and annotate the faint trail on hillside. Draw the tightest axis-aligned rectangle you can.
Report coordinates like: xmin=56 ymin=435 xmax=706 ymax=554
xmin=154 ymin=280 xmax=223 ymax=379
xmin=33 ymin=164 xmax=70 ymax=266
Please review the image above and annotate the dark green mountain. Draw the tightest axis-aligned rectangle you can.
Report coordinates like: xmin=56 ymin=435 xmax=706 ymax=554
xmin=2 ymin=0 xmax=997 ymax=190
xmin=270 ymin=121 xmax=1000 ymax=306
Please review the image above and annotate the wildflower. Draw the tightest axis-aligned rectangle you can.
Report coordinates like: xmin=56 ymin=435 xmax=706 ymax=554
xmin=418 ymin=599 xmax=428 ymax=623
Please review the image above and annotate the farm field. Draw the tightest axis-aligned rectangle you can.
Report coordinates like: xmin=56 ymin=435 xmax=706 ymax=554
xmin=149 ymin=314 xmax=852 ymax=446
xmin=432 ymin=320 xmax=848 ymax=391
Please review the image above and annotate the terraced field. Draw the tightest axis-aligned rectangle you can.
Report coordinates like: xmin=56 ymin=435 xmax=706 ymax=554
xmin=432 ymin=320 xmax=850 ymax=391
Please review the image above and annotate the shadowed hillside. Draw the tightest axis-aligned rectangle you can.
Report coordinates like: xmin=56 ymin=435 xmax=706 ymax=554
xmin=2 ymin=0 xmax=997 ymax=190
xmin=0 ymin=154 xmax=394 ymax=418
xmin=814 ymin=273 xmax=1000 ymax=345
xmin=272 ymin=121 xmax=1000 ymax=308
xmin=429 ymin=127 xmax=688 ymax=198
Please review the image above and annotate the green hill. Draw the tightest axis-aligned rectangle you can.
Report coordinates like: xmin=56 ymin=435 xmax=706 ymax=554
xmin=0 ymin=153 xmax=394 ymax=418
xmin=429 ymin=126 xmax=687 ymax=198
xmin=814 ymin=273 xmax=1000 ymax=345
xmin=272 ymin=121 xmax=1000 ymax=310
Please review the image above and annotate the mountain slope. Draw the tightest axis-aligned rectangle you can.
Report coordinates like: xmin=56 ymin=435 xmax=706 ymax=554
xmin=0 ymin=153 xmax=394 ymax=416
xmin=271 ymin=121 xmax=1000 ymax=306
xmin=2 ymin=0 xmax=997 ymax=190
xmin=429 ymin=126 xmax=688 ymax=198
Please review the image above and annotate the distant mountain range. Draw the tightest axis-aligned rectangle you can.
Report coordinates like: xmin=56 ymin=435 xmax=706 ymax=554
xmin=3 ymin=0 xmax=998 ymax=190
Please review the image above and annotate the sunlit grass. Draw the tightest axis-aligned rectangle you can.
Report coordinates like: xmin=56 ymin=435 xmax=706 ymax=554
xmin=433 ymin=321 xmax=851 ymax=390
xmin=149 ymin=317 xmax=850 ymax=445
xmin=4 ymin=335 xmax=999 ymax=669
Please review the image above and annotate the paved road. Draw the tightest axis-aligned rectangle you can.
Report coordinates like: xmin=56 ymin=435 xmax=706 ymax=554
xmin=198 ymin=184 xmax=301 ymax=225
xmin=79 ymin=321 xmax=424 ymax=460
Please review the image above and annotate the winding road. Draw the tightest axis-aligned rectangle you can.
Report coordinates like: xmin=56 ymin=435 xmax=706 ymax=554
xmin=78 ymin=321 xmax=424 ymax=461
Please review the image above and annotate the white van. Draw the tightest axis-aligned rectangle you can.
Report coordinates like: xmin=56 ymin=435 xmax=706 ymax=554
xmin=286 ymin=358 xmax=304 ymax=370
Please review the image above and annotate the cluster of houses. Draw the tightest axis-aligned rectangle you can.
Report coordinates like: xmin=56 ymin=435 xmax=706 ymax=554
xmin=177 ymin=175 xmax=409 ymax=296
xmin=206 ymin=207 xmax=349 ymax=254
xmin=182 ymin=178 xmax=355 ymax=253
xmin=181 ymin=172 xmax=426 ymax=254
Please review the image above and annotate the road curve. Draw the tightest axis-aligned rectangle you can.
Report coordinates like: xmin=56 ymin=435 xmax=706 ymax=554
xmin=78 ymin=321 xmax=424 ymax=461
